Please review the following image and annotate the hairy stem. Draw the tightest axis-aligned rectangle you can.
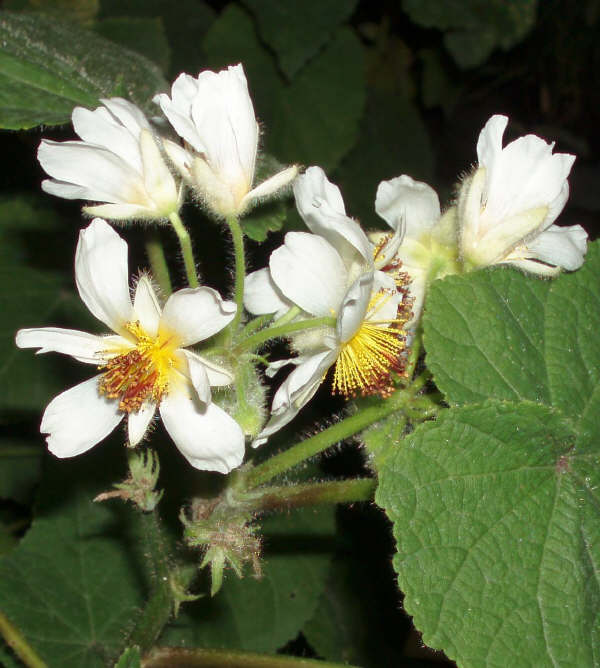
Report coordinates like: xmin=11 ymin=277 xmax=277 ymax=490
xmin=125 ymin=511 xmax=175 ymax=653
xmin=0 ymin=612 xmax=47 ymax=668
xmin=226 ymin=215 xmax=245 ymax=331
xmin=256 ymin=478 xmax=376 ymax=512
xmin=234 ymin=316 xmax=337 ymax=355
xmin=143 ymin=647 xmax=359 ymax=668
xmin=242 ymin=386 xmax=416 ymax=489
xmin=145 ymin=233 xmax=172 ymax=295
xmin=169 ymin=212 xmax=199 ymax=288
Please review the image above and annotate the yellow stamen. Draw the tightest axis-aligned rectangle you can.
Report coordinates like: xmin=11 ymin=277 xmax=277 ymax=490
xmin=332 ymin=255 xmax=414 ymax=399
xmin=98 ymin=321 xmax=179 ymax=413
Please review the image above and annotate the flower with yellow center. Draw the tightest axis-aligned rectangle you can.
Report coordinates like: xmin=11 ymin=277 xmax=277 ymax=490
xmin=154 ymin=64 xmax=297 ymax=218
xmin=244 ymin=167 xmax=412 ymax=445
xmin=38 ymin=98 xmax=182 ymax=221
xmin=16 ymin=219 xmax=245 ymax=473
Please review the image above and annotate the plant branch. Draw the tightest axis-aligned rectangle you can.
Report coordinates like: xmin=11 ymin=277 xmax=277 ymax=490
xmin=145 ymin=233 xmax=172 ymax=296
xmin=169 ymin=212 xmax=199 ymax=288
xmin=226 ymin=215 xmax=245 ymax=331
xmin=256 ymin=478 xmax=376 ymax=512
xmin=0 ymin=611 xmax=47 ymax=668
xmin=143 ymin=647 xmax=359 ymax=668
xmin=124 ymin=511 xmax=177 ymax=654
xmin=234 ymin=316 xmax=336 ymax=354
xmin=242 ymin=386 xmax=415 ymax=489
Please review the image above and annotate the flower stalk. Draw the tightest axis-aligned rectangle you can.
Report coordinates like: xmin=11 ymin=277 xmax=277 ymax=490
xmin=145 ymin=233 xmax=172 ymax=296
xmin=241 ymin=382 xmax=424 ymax=490
xmin=169 ymin=211 xmax=199 ymax=288
xmin=234 ymin=315 xmax=337 ymax=354
xmin=226 ymin=215 xmax=246 ymax=331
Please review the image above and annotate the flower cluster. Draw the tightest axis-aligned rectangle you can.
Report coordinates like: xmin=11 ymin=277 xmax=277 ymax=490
xmin=17 ymin=62 xmax=589 ymax=474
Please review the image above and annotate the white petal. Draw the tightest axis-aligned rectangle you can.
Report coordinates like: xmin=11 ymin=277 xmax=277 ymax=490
xmin=154 ymin=74 xmax=206 ymax=153
xmin=75 ymin=219 xmax=133 ymax=335
xmin=71 ymin=105 xmax=143 ymax=172
xmin=178 ymin=349 xmax=211 ymax=403
xmin=244 ymin=166 xmax=298 ymax=206
xmin=191 ymin=64 xmax=258 ymax=193
xmin=100 ymin=97 xmax=150 ymax=136
xmin=41 ymin=375 xmax=122 ymax=458
xmin=476 ymin=114 xmax=508 ymax=174
xmin=375 ymin=175 xmax=441 ymax=237
xmin=293 ymin=168 xmax=372 ymax=261
xmin=82 ymin=203 xmax=155 ymax=220
xmin=133 ymin=275 xmax=161 ymax=337
xmin=162 ymin=138 xmax=193 ymax=180
xmin=512 ymin=224 xmax=588 ymax=271
xmin=15 ymin=327 xmax=105 ymax=364
xmin=337 ymin=272 xmax=374 ymax=343
xmin=159 ymin=387 xmax=245 ymax=473
xmin=244 ymin=268 xmax=291 ymax=316
xmin=295 ymin=166 xmax=346 ymax=216
xmin=160 ymin=287 xmax=236 ymax=346
xmin=270 ymin=232 xmax=348 ymax=317
xmin=190 ymin=352 xmax=234 ymax=386
xmin=476 ymin=115 xmax=575 ymax=227
xmin=255 ymin=349 xmax=337 ymax=446
xmin=38 ymin=140 xmax=144 ymax=204
xmin=128 ymin=402 xmax=156 ymax=446
xmin=139 ymin=129 xmax=179 ymax=215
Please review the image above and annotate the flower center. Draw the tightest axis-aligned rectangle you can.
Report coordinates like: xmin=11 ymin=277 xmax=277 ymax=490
xmin=98 ymin=321 xmax=179 ymax=413
xmin=332 ymin=275 xmax=413 ymax=399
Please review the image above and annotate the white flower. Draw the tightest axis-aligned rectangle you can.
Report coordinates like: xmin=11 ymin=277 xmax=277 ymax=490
xmin=244 ymin=167 xmax=413 ymax=445
xmin=15 ymin=219 xmax=244 ymax=473
xmin=154 ymin=64 xmax=297 ymax=218
xmin=38 ymin=98 xmax=182 ymax=221
xmin=457 ymin=114 xmax=587 ymax=275
xmin=374 ymin=174 xmax=459 ymax=328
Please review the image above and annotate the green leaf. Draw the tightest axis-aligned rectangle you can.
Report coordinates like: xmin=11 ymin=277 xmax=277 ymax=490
xmin=376 ymin=400 xmax=599 ymax=667
xmin=94 ymin=16 xmax=170 ymax=73
xmin=424 ymin=268 xmax=552 ymax=405
xmin=242 ymin=154 xmax=293 ymax=242
xmin=3 ymin=0 xmax=99 ymax=25
xmin=0 ymin=263 xmax=76 ymax=411
xmin=402 ymin=0 xmax=538 ymax=68
xmin=98 ymin=0 xmax=216 ymax=78
xmin=544 ymin=242 xmax=600 ymax=446
xmin=0 ymin=441 xmax=42 ymax=504
xmin=302 ymin=558 xmax=372 ymax=666
xmin=114 ymin=645 xmax=141 ymax=668
xmin=243 ymin=200 xmax=287 ymax=243
xmin=335 ymin=88 xmax=434 ymax=224
xmin=0 ymin=10 xmax=167 ymax=130
xmin=161 ymin=507 xmax=335 ymax=653
xmin=242 ymin=0 xmax=358 ymax=79
xmin=203 ymin=5 xmax=365 ymax=172
xmin=0 ymin=450 xmax=145 ymax=668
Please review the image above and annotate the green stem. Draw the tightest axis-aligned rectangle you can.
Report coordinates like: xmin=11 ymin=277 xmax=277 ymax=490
xmin=143 ymin=647 xmax=359 ymax=668
xmin=145 ymin=233 xmax=172 ymax=295
xmin=125 ymin=511 xmax=175 ymax=653
xmin=242 ymin=386 xmax=415 ymax=489
xmin=256 ymin=478 xmax=376 ymax=512
xmin=169 ymin=212 xmax=199 ymax=288
xmin=226 ymin=215 xmax=245 ymax=331
xmin=235 ymin=316 xmax=336 ymax=355
xmin=0 ymin=611 xmax=47 ymax=668
xmin=271 ymin=305 xmax=301 ymax=328
xmin=239 ymin=314 xmax=273 ymax=339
